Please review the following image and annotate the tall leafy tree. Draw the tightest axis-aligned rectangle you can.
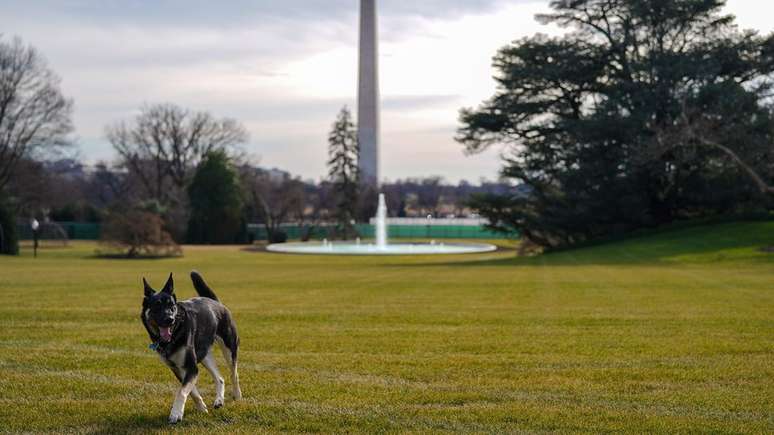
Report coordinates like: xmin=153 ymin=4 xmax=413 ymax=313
xmin=186 ymin=151 xmax=246 ymax=244
xmin=327 ymin=107 xmax=360 ymax=238
xmin=458 ymin=0 xmax=774 ymax=249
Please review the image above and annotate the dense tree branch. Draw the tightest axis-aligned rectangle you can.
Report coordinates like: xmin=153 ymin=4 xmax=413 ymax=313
xmin=676 ymin=105 xmax=774 ymax=195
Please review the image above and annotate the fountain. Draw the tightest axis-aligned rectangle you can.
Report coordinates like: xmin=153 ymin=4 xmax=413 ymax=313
xmin=266 ymin=194 xmax=497 ymax=256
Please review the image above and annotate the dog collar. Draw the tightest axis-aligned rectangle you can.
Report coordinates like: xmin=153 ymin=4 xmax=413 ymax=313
xmin=148 ymin=342 xmax=161 ymax=352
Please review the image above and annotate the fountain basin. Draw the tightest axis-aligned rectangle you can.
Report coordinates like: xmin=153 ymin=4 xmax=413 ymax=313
xmin=266 ymin=241 xmax=497 ymax=256
xmin=267 ymin=194 xmax=497 ymax=256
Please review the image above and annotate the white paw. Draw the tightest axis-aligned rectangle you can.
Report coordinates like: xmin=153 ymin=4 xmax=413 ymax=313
xmin=168 ymin=409 xmax=184 ymax=424
xmin=213 ymin=398 xmax=224 ymax=409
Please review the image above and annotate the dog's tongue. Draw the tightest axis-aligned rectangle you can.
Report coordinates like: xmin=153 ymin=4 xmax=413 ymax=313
xmin=159 ymin=326 xmax=172 ymax=342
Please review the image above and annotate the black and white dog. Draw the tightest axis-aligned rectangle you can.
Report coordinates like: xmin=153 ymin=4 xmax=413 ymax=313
xmin=141 ymin=271 xmax=242 ymax=424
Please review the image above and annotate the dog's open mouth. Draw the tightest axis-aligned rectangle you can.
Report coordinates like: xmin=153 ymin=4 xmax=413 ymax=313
xmin=159 ymin=326 xmax=173 ymax=342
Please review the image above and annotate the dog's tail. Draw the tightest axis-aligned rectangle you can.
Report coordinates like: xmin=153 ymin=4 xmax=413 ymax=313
xmin=191 ymin=271 xmax=220 ymax=302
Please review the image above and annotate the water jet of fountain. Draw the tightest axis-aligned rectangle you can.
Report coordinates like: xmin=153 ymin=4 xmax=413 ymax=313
xmin=376 ymin=193 xmax=388 ymax=249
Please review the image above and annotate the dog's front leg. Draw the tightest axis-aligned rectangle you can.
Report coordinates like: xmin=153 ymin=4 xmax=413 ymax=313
xmin=169 ymin=361 xmax=199 ymax=424
xmin=190 ymin=386 xmax=208 ymax=413
xmin=171 ymin=366 xmax=207 ymax=413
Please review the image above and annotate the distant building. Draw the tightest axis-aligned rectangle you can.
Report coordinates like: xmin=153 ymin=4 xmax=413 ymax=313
xmin=265 ymin=167 xmax=291 ymax=183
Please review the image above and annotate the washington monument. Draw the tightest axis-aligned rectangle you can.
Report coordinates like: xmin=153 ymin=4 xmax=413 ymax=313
xmin=358 ymin=0 xmax=379 ymax=185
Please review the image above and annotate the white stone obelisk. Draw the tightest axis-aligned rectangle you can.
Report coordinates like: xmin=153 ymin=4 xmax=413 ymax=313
xmin=358 ymin=0 xmax=379 ymax=186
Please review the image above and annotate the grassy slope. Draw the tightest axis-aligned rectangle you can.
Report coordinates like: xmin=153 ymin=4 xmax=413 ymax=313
xmin=0 ymin=221 xmax=772 ymax=434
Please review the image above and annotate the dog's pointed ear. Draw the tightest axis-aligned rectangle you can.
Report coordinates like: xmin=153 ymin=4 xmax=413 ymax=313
xmin=161 ymin=273 xmax=174 ymax=295
xmin=143 ymin=277 xmax=155 ymax=298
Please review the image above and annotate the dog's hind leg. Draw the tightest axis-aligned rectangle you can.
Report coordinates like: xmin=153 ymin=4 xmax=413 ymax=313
xmin=201 ymin=351 xmax=226 ymax=409
xmin=217 ymin=337 xmax=242 ymax=400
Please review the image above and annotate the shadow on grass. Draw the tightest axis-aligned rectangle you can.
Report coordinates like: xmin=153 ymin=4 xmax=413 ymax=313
xmin=386 ymin=221 xmax=774 ymax=268
xmin=87 ymin=254 xmax=182 ymax=261
xmin=89 ymin=410 xmax=245 ymax=435
xmin=87 ymin=413 xmax=171 ymax=435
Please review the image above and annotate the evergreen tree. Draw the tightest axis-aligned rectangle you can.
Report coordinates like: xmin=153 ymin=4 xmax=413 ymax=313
xmin=458 ymin=0 xmax=774 ymax=249
xmin=186 ymin=151 xmax=246 ymax=244
xmin=327 ymin=107 xmax=360 ymax=239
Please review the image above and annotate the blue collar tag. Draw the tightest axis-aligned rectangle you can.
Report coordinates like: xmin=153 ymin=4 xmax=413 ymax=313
xmin=148 ymin=342 xmax=160 ymax=352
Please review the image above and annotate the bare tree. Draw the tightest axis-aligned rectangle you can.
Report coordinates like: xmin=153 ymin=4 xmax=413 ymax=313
xmin=417 ymin=176 xmax=445 ymax=216
xmin=107 ymin=103 xmax=248 ymax=204
xmin=87 ymin=162 xmax=133 ymax=206
xmin=242 ymin=167 xmax=305 ymax=243
xmin=0 ymin=36 xmax=73 ymax=192
xmin=299 ymin=180 xmax=335 ymax=241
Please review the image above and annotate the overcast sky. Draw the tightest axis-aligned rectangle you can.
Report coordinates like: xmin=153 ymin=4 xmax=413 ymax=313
xmin=2 ymin=0 xmax=772 ymax=183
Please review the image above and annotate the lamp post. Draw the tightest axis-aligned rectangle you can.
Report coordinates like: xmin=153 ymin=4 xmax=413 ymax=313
xmin=31 ymin=219 xmax=39 ymax=258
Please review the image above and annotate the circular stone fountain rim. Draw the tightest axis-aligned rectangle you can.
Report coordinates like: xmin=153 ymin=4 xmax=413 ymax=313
xmin=265 ymin=241 xmax=499 ymax=256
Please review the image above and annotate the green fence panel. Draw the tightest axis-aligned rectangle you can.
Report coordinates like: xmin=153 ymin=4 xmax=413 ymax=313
xmin=20 ymin=222 xmax=508 ymax=242
xmin=248 ymin=224 xmax=513 ymax=241
xmin=63 ymin=222 xmax=101 ymax=240
xmin=18 ymin=222 xmax=102 ymax=241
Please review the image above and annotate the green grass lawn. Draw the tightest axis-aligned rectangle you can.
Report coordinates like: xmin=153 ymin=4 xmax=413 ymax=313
xmin=0 ymin=221 xmax=772 ymax=434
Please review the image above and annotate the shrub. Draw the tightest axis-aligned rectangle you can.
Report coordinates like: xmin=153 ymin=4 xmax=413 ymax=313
xmin=98 ymin=208 xmax=181 ymax=258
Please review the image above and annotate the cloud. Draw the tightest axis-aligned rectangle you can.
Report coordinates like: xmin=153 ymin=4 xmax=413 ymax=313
xmin=383 ymin=95 xmax=462 ymax=111
xmin=2 ymin=0 xmax=513 ymax=26
xmin=0 ymin=0 xmax=559 ymax=183
xmin=8 ymin=0 xmax=767 ymax=183
xmin=724 ymin=0 xmax=774 ymax=34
